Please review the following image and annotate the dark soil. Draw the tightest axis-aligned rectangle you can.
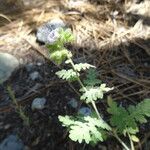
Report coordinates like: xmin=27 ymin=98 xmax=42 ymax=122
xmin=0 ymin=51 xmax=118 ymax=150
xmin=0 ymin=45 xmax=149 ymax=150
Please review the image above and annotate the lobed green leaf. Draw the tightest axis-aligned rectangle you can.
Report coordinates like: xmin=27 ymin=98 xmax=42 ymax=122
xmin=107 ymin=98 xmax=150 ymax=134
xmin=74 ymin=63 xmax=95 ymax=72
xmin=84 ymin=68 xmax=102 ymax=86
xmin=56 ymin=69 xmax=79 ymax=81
xmin=59 ymin=28 xmax=75 ymax=43
xmin=80 ymin=84 xmax=113 ymax=103
xmin=58 ymin=115 xmax=110 ymax=144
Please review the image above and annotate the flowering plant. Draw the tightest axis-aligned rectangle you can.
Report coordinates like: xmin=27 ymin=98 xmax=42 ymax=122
xmin=47 ymin=27 xmax=150 ymax=150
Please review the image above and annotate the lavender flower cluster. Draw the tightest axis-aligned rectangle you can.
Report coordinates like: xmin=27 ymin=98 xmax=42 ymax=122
xmin=47 ymin=28 xmax=60 ymax=45
xmin=36 ymin=19 xmax=65 ymax=44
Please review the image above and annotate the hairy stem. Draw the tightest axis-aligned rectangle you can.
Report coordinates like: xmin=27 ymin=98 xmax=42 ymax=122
xmin=113 ymin=131 xmax=130 ymax=150
xmin=67 ymin=56 xmax=130 ymax=150
xmin=68 ymin=57 xmax=103 ymax=120
xmin=91 ymin=101 xmax=102 ymax=120
xmin=128 ymin=132 xmax=135 ymax=150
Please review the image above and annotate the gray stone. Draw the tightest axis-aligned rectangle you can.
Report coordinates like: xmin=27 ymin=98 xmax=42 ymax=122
xmin=25 ymin=63 xmax=34 ymax=72
xmin=0 ymin=135 xmax=24 ymax=150
xmin=29 ymin=71 xmax=41 ymax=81
xmin=31 ymin=97 xmax=46 ymax=110
xmin=36 ymin=62 xmax=42 ymax=66
xmin=78 ymin=107 xmax=92 ymax=116
xmin=36 ymin=19 xmax=66 ymax=44
xmin=0 ymin=53 xmax=19 ymax=83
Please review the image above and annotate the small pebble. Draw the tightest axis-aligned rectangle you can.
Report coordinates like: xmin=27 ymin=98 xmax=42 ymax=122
xmin=0 ymin=135 xmax=24 ymax=150
xmin=67 ymin=98 xmax=78 ymax=108
xmin=0 ymin=53 xmax=19 ymax=83
xmin=36 ymin=62 xmax=42 ymax=66
xmin=25 ymin=63 xmax=34 ymax=72
xmin=31 ymin=97 xmax=46 ymax=110
xmin=4 ymin=124 xmax=11 ymax=130
xmin=144 ymin=62 xmax=148 ymax=67
xmin=29 ymin=71 xmax=41 ymax=81
xmin=78 ymin=107 xmax=92 ymax=116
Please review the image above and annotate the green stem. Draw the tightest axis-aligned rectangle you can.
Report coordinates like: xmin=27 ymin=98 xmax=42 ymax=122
xmin=113 ymin=131 xmax=130 ymax=150
xmin=67 ymin=57 xmax=102 ymax=120
xmin=7 ymin=86 xmax=19 ymax=108
xmin=67 ymin=56 xmax=130 ymax=150
xmin=91 ymin=100 xmax=102 ymax=120
xmin=68 ymin=58 xmax=85 ymax=89
xmin=127 ymin=132 xmax=135 ymax=150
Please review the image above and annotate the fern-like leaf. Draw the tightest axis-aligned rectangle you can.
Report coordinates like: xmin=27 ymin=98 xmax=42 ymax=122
xmin=80 ymin=87 xmax=103 ymax=103
xmin=58 ymin=115 xmax=110 ymax=144
xmin=80 ymin=84 xmax=113 ymax=103
xmin=84 ymin=68 xmax=102 ymax=86
xmin=74 ymin=63 xmax=95 ymax=72
xmin=107 ymin=98 xmax=150 ymax=134
xmin=50 ymin=49 xmax=69 ymax=65
xmin=59 ymin=28 xmax=74 ymax=43
xmin=128 ymin=99 xmax=150 ymax=125
xmin=47 ymin=41 xmax=62 ymax=52
xmin=58 ymin=115 xmax=75 ymax=126
xmin=107 ymin=101 xmax=131 ymax=133
xmin=56 ymin=69 xmax=79 ymax=81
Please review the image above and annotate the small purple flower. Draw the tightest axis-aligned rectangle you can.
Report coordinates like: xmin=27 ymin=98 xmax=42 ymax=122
xmin=46 ymin=29 xmax=60 ymax=44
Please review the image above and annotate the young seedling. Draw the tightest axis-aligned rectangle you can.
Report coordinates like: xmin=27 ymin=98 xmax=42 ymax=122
xmin=46 ymin=27 xmax=150 ymax=150
xmin=7 ymin=86 xmax=30 ymax=127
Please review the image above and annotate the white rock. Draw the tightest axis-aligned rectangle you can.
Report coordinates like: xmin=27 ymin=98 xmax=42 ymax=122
xmin=31 ymin=97 xmax=46 ymax=110
xmin=0 ymin=53 xmax=19 ymax=83
xmin=36 ymin=62 xmax=42 ymax=66
xmin=48 ymin=19 xmax=65 ymax=29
